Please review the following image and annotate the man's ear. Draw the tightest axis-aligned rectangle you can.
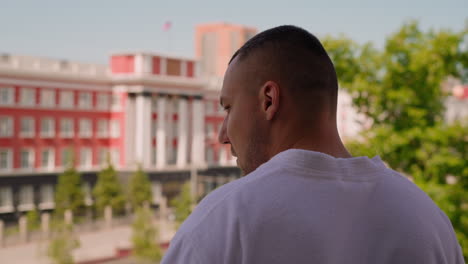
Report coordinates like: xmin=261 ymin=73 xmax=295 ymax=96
xmin=259 ymin=81 xmax=280 ymax=121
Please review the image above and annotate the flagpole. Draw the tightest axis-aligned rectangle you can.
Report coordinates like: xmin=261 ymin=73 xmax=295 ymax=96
xmin=168 ymin=29 xmax=171 ymax=53
xmin=163 ymin=21 xmax=172 ymax=54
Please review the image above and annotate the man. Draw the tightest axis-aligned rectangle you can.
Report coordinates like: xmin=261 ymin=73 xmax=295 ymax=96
xmin=162 ymin=25 xmax=464 ymax=263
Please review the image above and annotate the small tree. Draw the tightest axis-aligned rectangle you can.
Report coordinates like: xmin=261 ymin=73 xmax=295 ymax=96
xmin=131 ymin=206 xmax=162 ymax=263
xmin=128 ymin=166 xmax=153 ymax=209
xmin=170 ymin=182 xmax=193 ymax=228
xmin=54 ymin=166 xmax=86 ymax=218
xmin=26 ymin=209 xmax=40 ymax=232
xmin=47 ymin=221 xmax=80 ymax=264
xmin=93 ymin=161 xmax=126 ymax=216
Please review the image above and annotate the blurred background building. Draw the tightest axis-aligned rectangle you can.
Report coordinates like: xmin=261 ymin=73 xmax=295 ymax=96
xmin=0 ymin=22 xmax=466 ymax=223
xmin=0 ymin=23 xmax=256 ymax=223
xmin=195 ymin=23 xmax=257 ymax=85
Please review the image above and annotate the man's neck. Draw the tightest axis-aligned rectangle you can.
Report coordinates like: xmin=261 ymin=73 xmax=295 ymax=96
xmin=269 ymin=127 xmax=352 ymax=159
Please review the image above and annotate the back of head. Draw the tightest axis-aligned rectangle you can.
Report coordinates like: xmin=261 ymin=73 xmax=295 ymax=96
xmin=230 ymin=25 xmax=339 ymax=120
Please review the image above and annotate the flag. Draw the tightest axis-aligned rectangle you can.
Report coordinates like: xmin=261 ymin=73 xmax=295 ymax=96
xmin=163 ymin=21 xmax=172 ymax=31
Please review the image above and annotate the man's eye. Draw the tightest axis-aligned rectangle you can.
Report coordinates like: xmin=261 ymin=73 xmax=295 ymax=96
xmin=224 ymin=106 xmax=231 ymax=112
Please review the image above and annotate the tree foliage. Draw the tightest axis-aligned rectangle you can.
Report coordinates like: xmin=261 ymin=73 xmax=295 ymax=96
xmin=26 ymin=209 xmax=40 ymax=232
xmin=128 ymin=166 xmax=153 ymax=209
xmin=131 ymin=206 xmax=162 ymax=263
xmin=324 ymin=20 xmax=468 ymax=259
xmin=93 ymin=162 xmax=126 ymax=216
xmin=54 ymin=166 xmax=86 ymax=218
xmin=170 ymin=182 xmax=193 ymax=228
xmin=47 ymin=221 xmax=80 ymax=264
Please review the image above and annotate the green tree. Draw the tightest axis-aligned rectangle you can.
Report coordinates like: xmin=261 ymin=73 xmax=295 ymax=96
xmin=26 ymin=209 xmax=40 ymax=232
xmin=93 ymin=162 xmax=126 ymax=216
xmin=324 ymin=20 xmax=468 ymax=259
xmin=54 ymin=166 xmax=86 ymax=218
xmin=128 ymin=166 xmax=153 ymax=209
xmin=131 ymin=206 xmax=162 ymax=263
xmin=170 ymin=182 xmax=193 ymax=228
xmin=47 ymin=221 xmax=80 ymax=264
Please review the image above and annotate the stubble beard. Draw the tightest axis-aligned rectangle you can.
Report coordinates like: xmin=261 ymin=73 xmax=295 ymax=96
xmin=239 ymin=125 xmax=269 ymax=176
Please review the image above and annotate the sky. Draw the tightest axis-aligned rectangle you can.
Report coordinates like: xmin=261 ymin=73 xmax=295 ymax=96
xmin=1 ymin=0 xmax=466 ymax=64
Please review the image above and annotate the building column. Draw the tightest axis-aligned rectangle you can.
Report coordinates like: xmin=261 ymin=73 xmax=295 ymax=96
xmin=156 ymin=95 xmax=167 ymax=168
xmin=176 ymin=97 xmax=188 ymax=168
xmin=191 ymin=97 xmax=205 ymax=166
xmin=134 ymin=54 xmax=152 ymax=76
xmin=125 ymin=93 xmax=136 ymax=166
xmin=135 ymin=92 xmax=152 ymax=167
xmin=165 ymin=98 xmax=174 ymax=165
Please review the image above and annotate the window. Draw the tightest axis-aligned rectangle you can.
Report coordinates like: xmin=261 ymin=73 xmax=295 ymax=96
xmin=110 ymin=148 xmax=120 ymax=166
xmin=151 ymin=96 xmax=158 ymax=112
xmin=20 ymin=149 xmax=34 ymax=169
xmin=110 ymin=120 xmax=120 ymax=138
xmin=0 ymin=187 xmax=13 ymax=213
xmin=218 ymin=102 xmax=224 ymax=114
xmin=40 ymin=149 xmax=54 ymax=169
xmin=205 ymin=146 xmax=214 ymax=165
xmin=0 ymin=116 xmax=13 ymax=137
xmin=172 ymin=98 xmax=179 ymax=110
xmin=60 ymin=118 xmax=74 ymax=138
xmin=0 ymin=149 xmax=12 ymax=170
xmin=18 ymin=185 xmax=34 ymax=211
xmin=173 ymin=119 xmax=179 ymax=135
xmin=40 ymin=89 xmax=56 ymax=107
xmin=59 ymin=91 xmax=74 ymax=108
xmin=20 ymin=88 xmax=36 ymax=106
xmin=20 ymin=117 xmax=35 ymax=137
xmin=205 ymin=122 xmax=214 ymax=137
xmin=79 ymin=147 xmax=92 ymax=168
xmin=39 ymin=184 xmax=54 ymax=209
xmin=167 ymin=144 xmax=176 ymax=165
xmin=151 ymin=120 xmax=157 ymax=139
xmin=61 ymin=148 xmax=73 ymax=167
xmin=79 ymin=119 xmax=92 ymax=138
xmin=152 ymin=147 xmax=157 ymax=165
xmin=166 ymin=59 xmax=181 ymax=76
xmin=78 ymin=92 xmax=92 ymax=109
xmin=111 ymin=93 xmax=121 ymax=110
xmin=98 ymin=148 xmax=109 ymax=165
xmin=0 ymin=87 xmax=14 ymax=106
xmin=205 ymin=101 xmax=214 ymax=114
xmin=97 ymin=93 xmax=109 ymax=110
xmin=40 ymin=118 xmax=55 ymax=137
xmin=97 ymin=119 xmax=109 ymax=137
xmin=218 ymin=122 xmax=223 ymax=135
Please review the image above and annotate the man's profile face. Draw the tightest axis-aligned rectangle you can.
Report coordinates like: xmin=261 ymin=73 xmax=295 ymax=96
xmin=218 ymin=56 xmax=270 ymax=175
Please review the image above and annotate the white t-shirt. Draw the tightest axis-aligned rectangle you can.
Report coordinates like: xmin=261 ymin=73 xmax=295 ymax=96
xmin=162 ymin=149 xmax=464 ymax=264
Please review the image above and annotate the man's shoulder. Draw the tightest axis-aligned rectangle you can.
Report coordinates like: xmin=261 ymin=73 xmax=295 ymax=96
xmin=177 ymin=167 xmax=275 ymax=235
xmin=163 ymin=174 xmax=263 ymax=264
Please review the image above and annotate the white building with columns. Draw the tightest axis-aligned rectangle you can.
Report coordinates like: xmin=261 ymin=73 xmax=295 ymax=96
xmin=110 ymin=52 xmax=236 ymax=170
xmin=0 ymin=51 xmax=238 ymax=221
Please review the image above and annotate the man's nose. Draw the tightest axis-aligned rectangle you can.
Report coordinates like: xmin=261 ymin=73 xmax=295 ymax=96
xmin=218 ymin=119 xmax=230 ymax=144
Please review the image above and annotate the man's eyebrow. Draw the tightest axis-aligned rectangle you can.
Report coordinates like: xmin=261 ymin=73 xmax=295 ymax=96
xmin=219 ymin=97 xmax=224 ymax=107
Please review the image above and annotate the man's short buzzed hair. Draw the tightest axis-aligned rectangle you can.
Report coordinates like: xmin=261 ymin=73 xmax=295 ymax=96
xmin=229 ymin=25 xmax=338 ymax=116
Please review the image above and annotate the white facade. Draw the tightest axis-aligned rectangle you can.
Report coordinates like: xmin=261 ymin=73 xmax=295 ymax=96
xmin=336 ymin=89 xmax=369 ymax=141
